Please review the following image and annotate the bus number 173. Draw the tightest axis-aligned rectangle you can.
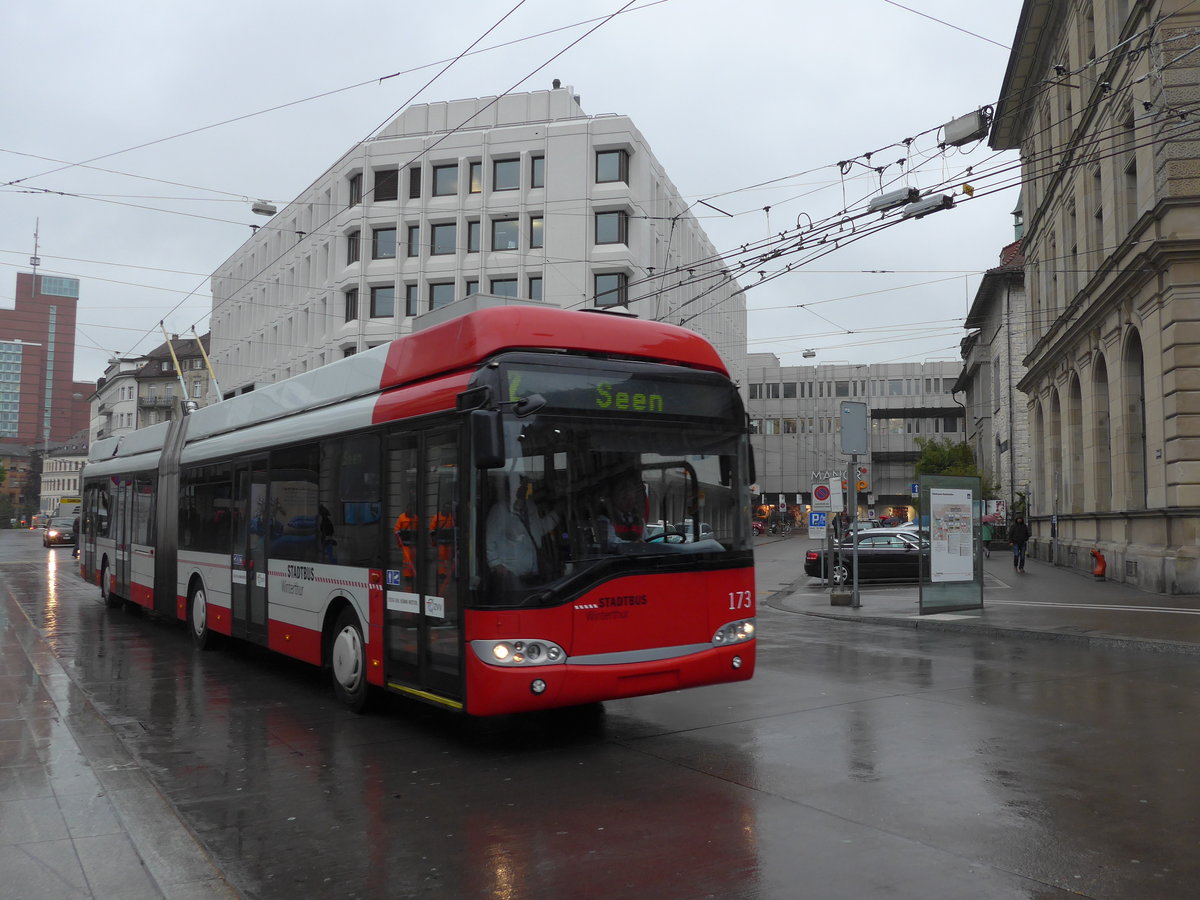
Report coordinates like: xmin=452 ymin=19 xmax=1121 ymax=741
xmin=728 ymin=590 xmax=754 ymax=611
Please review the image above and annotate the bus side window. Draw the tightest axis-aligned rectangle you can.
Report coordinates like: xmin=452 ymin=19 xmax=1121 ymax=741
xmin=270 ymin=443 xmax=321 ymax=563
xmin=319 ymin=434 xmax=382 ymax=567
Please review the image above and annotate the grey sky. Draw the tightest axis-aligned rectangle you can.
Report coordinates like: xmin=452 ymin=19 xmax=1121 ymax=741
xmin=0 ymin=0 xmax=1021 ymax=382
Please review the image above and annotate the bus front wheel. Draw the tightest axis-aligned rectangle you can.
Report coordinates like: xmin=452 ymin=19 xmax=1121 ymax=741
xmin=330 ymin=607 xmax=370 ymax=714
xmin=189 ymin=584 xmax=217 ymax=650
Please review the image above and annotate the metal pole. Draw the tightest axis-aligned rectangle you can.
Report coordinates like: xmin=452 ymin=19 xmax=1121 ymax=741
xmin=850 ymin=453 xmax=860 ymax=608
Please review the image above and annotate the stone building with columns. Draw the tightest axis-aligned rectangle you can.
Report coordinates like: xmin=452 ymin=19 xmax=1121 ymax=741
xmin=991 ymin=0 xmax=1200 ymax=592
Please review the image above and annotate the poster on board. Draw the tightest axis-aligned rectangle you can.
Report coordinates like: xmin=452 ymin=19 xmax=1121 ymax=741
xmin=930 ymin=487 xmax=974 ymax=582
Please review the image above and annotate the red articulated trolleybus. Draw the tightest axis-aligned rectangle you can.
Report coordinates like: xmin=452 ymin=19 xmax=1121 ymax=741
xmin=79 ymin=306 xmax=756 ymax=716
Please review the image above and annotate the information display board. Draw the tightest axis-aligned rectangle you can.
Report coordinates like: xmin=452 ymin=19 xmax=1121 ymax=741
xmin=918 ymin=475 xmax=984 ymax=614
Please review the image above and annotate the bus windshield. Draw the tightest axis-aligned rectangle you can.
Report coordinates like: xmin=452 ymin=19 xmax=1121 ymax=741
xmin=476 ymin=405 xmax=749 ymax=609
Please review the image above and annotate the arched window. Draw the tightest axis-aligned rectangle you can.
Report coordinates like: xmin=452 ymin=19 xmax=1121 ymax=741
xmin=1048 ymin=388 xmax=1063 ymax=513
xmin=1032 ymin=400 xmax=1045 ymax=516
xmin=1092 ymin=354 xmax=1111 ymax=511
xmin=1122 ymin=330 xmax=1147 ymax=509
xmin=1068 ymin=375 xmax=1084 ymax=513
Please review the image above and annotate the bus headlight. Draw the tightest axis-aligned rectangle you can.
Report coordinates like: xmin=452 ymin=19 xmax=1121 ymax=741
xmin=472 ymin=639 xmax=567 ymax=667
xmin=712 ymin=618 xmax=756 ymax=647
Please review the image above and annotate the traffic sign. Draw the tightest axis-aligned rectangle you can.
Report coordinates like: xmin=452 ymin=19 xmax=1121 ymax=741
xmin=808 ymin=510 xmax=827 ymax=540
xmin=911 ymin=482 xmax=920 ymax=497
xmin=812 ymin=483 xmax=831 ymax=512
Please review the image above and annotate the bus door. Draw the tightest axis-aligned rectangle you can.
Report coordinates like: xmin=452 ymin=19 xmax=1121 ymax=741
xmin=231 ymin=457 xmax=270 ymax=644
xmin=113 ymin=477 xmax=133 ymax=598
xmin=384 ymin=429 xmax=462 ymax=703
xmin=81 ymin=484 xmax=100 ymax=578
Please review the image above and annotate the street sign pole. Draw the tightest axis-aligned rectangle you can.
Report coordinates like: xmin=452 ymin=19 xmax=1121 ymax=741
xmin=850 ymin=452 xmax=860 ymax=608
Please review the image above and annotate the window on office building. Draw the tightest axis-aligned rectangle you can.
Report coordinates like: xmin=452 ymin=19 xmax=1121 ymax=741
xmin=529 ymin=276 xmax=542 ymax=301
xmin=594 ymin=272 xmax=627 ymax=307
xmin=346 ymin=230 xmax=360 ymax=264
xmin=835 ymin=380 xmax=850 ymax=397
xmin=530 ymin=216 xmax=544 ymax=248
xmin=492 ymin=218 xmax=519 ymax=250
xmin=469 ymin=161 xmax=482 ymax=193
xmin=493 ymin=159 xmax=520 ymax=191
xmin=344 ymin=288 xmax=358 ymax=322
xmin=596 ymin=149 xmax=628 ymax=184
xmin=467 ymin=220 xmax=481 ymax=252
xmin=431 ymin=223 xmax=456 ymax=255
xmin=490 ymin=278 xmax=518 ymax=298
xmin=466 ymin=280 xmax=479 ymax=297
xmin=404 ymin=284 xmax=418 ymax=316
xmin=372 ymin=227 xmax=396 ymax=259
xmin=531 ymin=155 xmax=545 ymax=188
xmin=374 ymin=168 xmax=398 ymax=201
xmin=406 ymin=225 xmax=420 ymax=257
xmin=433 ymin=164 xmax=458 ymax=197
xmin=595 ymin=210 xmax=628 ymax=245
xmin=408 ymin=166 xmax=422 ymax=199
xmin=348 ymin=173 xmax=362 ymax=208
xmin=370 ymin=286 xmax=395 ymax=318
xmin=430 ymin=283 xmax=454 ymax=310
xmin=783 ymin=383 xmax=797 ymax=399
xmin=942 ymin=416 xmax=959 ymax=433
xmin=749 ymin=384 xmax=763 ymax=399
xmin=888 ymin=379 xmax=904 ymax=395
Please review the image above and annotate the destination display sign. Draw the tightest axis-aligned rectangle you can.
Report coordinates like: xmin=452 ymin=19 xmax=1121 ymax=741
xmin=503 ymin=367 xmax=735 ymax=419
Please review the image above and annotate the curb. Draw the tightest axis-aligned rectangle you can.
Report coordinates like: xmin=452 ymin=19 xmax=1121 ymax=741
xmin=773 ymin=600 xmax=1200 ymax=657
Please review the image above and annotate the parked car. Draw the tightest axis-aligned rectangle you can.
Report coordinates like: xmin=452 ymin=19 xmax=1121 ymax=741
xmin=42 ymin=517 xmax=76 ymax=547
xmin=805 ymin=530 xmax=927 ymax=585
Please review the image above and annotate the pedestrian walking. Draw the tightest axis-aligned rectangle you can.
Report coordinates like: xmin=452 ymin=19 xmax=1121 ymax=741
xmin=1009 ymin=514 xmax=1031 ymax=573
xmin=981 ymin=520 xmax=992 ymax=559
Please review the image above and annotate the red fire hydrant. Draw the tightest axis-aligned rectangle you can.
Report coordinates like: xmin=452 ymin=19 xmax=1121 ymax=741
xmin=1091 ymin=548 xmax=1107 ymax=580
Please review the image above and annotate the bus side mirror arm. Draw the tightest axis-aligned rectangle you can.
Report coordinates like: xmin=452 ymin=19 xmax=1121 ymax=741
xmin=471 ymin=410 xmax=505 ymax=469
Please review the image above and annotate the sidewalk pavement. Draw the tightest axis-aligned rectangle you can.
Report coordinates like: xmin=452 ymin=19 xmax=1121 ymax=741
xmin=773 ymin=549 xmax=1200 ymax=655
xmin=1 ymin=578 xmax=239 ymax=899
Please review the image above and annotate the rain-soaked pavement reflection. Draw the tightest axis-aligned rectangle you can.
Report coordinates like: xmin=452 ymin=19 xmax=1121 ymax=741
xmin=6 ymin=532 xmax=1200 ymax=898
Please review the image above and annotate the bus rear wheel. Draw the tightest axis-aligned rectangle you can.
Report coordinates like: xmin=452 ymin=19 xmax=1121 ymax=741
xmin=330 ymin=607 xmax=370 ymax=714
xmin=100 ymin=563 xmax=121 ymax=609
xmin=189 ymin=584 xmax=217 ymax=650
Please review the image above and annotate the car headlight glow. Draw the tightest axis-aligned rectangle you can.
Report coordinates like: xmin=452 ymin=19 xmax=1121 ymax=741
xmin=712 ymin=618 xmax=756 ymax=647
xmin=473 ymin=639 xmax=567 ymax=667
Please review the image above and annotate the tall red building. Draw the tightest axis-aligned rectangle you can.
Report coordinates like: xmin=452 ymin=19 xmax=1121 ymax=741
xmin=0 ymin=272 xmax=93 ymax=446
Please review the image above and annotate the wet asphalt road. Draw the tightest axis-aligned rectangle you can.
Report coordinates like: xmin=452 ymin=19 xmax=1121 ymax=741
xmin=6 ymin=530 xmax=1200 ymax=899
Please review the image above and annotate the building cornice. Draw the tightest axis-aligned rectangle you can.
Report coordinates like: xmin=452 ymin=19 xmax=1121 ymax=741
xmin=1017 ymin=198 xmax=1199 ymax=389
xmin=990 ymin=0 xmax=1063 ymax=150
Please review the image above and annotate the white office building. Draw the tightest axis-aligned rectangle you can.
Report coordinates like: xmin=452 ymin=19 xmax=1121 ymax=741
xmin=209 ymin=86 xmax=747 ymax=394
xmin=745 ymin=354 xmax=964 ymax=517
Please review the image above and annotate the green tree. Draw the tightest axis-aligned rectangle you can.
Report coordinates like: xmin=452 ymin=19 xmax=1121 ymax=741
xmin=913 ymin=437 xmax=999 ymax=498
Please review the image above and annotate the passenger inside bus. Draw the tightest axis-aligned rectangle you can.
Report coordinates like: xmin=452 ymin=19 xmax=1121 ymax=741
xmin=485 ymin=477 xmax=560 ymax=600
xmin=596 ymin=474 xmax=645 ymax=546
